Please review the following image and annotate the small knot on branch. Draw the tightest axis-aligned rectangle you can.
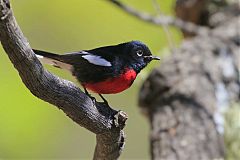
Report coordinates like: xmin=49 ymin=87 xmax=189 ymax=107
xmin=114 ymin=110 xmax=128 ymax=130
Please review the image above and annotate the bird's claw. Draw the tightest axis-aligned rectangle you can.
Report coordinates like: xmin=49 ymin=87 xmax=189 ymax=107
xmin=89 ymin=95 xmax=96 ymax=105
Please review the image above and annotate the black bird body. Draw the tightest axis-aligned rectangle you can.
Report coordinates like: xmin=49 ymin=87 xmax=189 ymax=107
xmin=34 ymin=41 xmax=160 ymax=95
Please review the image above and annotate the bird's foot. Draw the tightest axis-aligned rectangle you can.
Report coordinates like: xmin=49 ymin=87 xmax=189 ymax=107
xmin=84 ymin=88 xmax=96 ymax=105
xmin=89 ymin=95 xmax=96 ymax=105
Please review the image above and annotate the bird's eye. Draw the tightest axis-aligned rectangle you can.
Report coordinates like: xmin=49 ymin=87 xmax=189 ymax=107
xmin=136 ymin=50 xmax=143 ymax=57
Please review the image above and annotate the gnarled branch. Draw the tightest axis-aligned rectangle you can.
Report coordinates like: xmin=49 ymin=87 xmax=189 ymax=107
xmin=0 ymin=0 xmax=127 ymax=159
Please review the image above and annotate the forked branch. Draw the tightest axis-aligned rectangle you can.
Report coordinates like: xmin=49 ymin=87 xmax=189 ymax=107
xmin=108 ymin=0 xmax=210 ymax=35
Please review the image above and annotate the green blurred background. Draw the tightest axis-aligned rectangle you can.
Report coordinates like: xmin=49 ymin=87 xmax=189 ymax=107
xmin=0 ymin=0 xmax=180 ymax=159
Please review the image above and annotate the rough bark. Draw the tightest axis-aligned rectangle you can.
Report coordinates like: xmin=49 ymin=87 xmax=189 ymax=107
xmin=139 ymin=4 xmax=240 ymax=160
xmin=0 ymin=0 xmax=127 ymax=159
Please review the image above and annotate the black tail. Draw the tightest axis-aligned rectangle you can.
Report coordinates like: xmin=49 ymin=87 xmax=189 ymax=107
xmin=34 ymin=49 xmax=72 ymax=71
xmin=33 ymin=49 xmax=60 ymax=60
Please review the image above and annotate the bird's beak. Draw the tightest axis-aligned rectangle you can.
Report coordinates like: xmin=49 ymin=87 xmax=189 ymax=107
xmin=151 ymin=55 xmax=160 ymax=60
xmin=144 ymin=55 xmax=160 ymax=61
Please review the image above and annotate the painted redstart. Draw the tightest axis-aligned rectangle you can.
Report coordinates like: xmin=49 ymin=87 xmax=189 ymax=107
xmin=34 ymin=41 xmax=160 ymax=105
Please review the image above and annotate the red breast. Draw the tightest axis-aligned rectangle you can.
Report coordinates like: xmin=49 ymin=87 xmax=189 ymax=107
xmin=83 ymin=69 xmax=137 ymax=94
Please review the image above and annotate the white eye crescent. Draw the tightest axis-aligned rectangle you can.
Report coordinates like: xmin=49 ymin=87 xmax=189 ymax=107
xmin=136 ymin=50 xmax=143 ymax=57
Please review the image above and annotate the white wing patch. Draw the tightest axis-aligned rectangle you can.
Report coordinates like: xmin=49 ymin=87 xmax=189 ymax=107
xmin=82 ymin=54 xmax=112 ymax=67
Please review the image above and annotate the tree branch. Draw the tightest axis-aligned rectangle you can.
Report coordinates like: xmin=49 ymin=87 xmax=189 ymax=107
xmin=138 ymin=9 xmax=240 ymax=159
xmin=0 ymin=0 xmax=127 ymax=159
xmin=107 ymin=0 xmax=210 ymax=35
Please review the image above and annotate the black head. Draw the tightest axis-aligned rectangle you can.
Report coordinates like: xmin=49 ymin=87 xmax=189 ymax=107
xmin=121 ymin=41 xmax=160 ymax=73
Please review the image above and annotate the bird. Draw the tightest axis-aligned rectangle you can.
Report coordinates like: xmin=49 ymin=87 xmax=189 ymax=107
xmin=33 ymin=41 xmax=160 ymax=105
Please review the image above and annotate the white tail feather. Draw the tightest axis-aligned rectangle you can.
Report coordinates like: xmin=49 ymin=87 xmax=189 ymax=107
xmin=36 ymin=55 xmax=73 ymax=71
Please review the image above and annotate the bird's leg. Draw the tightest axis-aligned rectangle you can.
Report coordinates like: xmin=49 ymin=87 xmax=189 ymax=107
xmin=84 ymin=87 xmax=96 ymax=104
xmin=98 ymin=94 xmax=114 ymax=120
xmin=98 ymin=94 xmax=109 ymax=106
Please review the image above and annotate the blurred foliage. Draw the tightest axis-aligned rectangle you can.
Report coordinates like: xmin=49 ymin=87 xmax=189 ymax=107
xmin=225 ymin=104 xmax=240 ymax=160
xmin=0 ymin=0 xmax=181 ymax=159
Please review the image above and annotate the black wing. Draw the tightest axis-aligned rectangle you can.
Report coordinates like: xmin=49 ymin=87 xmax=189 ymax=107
xmin=34 ymin=49 xmax=118 ymax=83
